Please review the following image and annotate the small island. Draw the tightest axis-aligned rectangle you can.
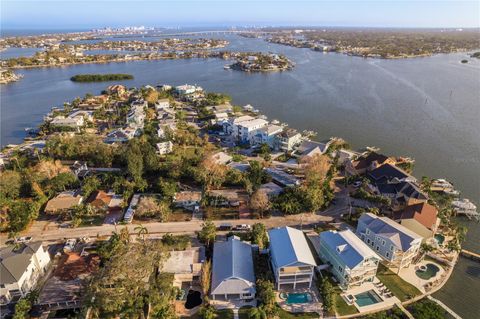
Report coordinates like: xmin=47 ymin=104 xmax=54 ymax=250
xmin=70 ymin=73 xmax=134 ymax=82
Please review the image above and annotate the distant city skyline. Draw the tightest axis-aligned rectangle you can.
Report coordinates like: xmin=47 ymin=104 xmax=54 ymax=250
xmin=1 ymin=0 xmax=479 ymax=30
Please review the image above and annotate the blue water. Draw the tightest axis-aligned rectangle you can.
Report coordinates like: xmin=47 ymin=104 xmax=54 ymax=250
xmin=286 ymin=293 xmax=311 ymax=304
xmin=354 ymin=290 xmax=382 ymax=307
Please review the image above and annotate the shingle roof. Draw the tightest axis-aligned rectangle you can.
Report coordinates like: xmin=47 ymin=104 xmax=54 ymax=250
xmin=269 ymin=226 xmax=316 ymax=268
xmin=0 ymin=242 xmax=43 ymax=285
xmin=358 ymin=213 xmax=422 ymax=251
xmin=368 ymin=164 xmax=410 ymax=182
xmin=211 ymin=237 xmax=255 ymax=295
xmin=394 ymin=202 xmax=438 ymax=230
xmin=354 ymin=152 xmax=390 ymax=170
xmin=320 ymin=230 xmax=380 ymax=269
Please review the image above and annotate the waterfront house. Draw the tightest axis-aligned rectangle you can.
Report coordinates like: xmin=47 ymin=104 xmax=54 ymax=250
xmin=67 ymin=110 xmax=94 ymax=122
xmin=293 ymin=140 xmax=330 ymax=159
xmin=276 ymin=128 xmax=302 ymax=152
xmin=50 ymin=115 xmax=84 ymax=129
xmin=160 ymin=247 xmax=205 ymax=288
xmin=1 ymin=242 xmax=51 ymax=305
xmin=236 ymin=118 xmax=269 ymax=144
xmin=175 ymin=84 xmax=202 ymax=95
xmin=268 ymin=226 xmax=316 ymax=290
xmin=356 ymin=213 xmax=422 ymax=271
xmin=44 ymin=191 xmax=83 ymax=215
xmin=318 ymin=230 xmax=380 ymax=290
xmin=368 ymin=163 xmax=416 ymax=184
xmin=107 ymin=84 xmax=127 ymax=97
xmin=173 ymin=191 xmax=202 ymax=210
xmin=346 ymin=152 xmax=395 ymax=176
xmin=211 ymin=236 xmax=256 ymax=301
xmin=375 ymin=180 xmax=428 ymax=210
xmin=156 ymin=141 xmax=173 ymax=155
xmin=254 ymin=124 xmax=283 ymax=148
xmin=394 ymin=202 xmax=439 ymax=240
xmin=223 ymin=115 xmax=255 ymax=136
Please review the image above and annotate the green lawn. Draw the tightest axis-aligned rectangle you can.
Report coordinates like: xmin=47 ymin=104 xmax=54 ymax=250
xmin=277 ymin=308 xmax=318 ymax=319
xmin=377 ymin=264 xmax=422 ymax=302
xmin=331 ymin=285 xmax=358 ymax=316
xmin=181 ymin=308 xmax=234 ymax=319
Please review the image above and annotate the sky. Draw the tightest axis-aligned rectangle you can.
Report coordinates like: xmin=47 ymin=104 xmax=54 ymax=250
xmin=1 ymin=0 xmax=479 ymax=30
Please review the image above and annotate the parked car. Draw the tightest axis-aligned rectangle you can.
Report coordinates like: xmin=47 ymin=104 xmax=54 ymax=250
xmin=14 ymin=236 xmax=33 ymax=244
xmin=234 ymin=224 xmax=251 ymax=231
xmin=63 ymin=238 xmax=77 ymax=253
xmin=217 ymin=223 xmax=233 ymax=231
xmin=352 ymin=181 xmax=362 ymax=188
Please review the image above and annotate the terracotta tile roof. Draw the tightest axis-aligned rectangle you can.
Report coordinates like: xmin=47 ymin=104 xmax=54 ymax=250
xmin=394 ymin=202 xmax=438 ymax=230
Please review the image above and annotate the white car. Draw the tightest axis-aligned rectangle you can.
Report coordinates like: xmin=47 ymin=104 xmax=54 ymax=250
xmin=63 ymin=238 xmax=77 ymax=253
xmin=14 ymin=236 xmax=33 ymax=244
xmin=234 ymin=224 xmax=251 ymax=231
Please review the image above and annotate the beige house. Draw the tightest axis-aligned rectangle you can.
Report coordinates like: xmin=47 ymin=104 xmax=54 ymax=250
xmin=394 ymin=202 xmax=440 ymax=240
xmin=160 ymin=247 xmax=205 ymax=288
xmin=44 ymin=191 xmax=83 ymax=214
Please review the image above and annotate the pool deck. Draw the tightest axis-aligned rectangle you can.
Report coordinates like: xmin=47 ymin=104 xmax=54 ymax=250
xmin=342 ymin=280 xmax=400 ymax=313
xmin=397 ymin=259 xmax=446 ymax=293
xmin=276 ymin=286 xmax=322 ymax=314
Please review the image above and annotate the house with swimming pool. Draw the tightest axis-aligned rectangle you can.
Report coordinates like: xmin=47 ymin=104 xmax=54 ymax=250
xmin=210 ymin=236 xmax=256 ymax=301
xmin=356 ymin=213 xmax=422 ymax=271
xmin=318 ymin=229 xmax=381 ymax=290
xmin=268 ymin=226 xmax=317 ymax=290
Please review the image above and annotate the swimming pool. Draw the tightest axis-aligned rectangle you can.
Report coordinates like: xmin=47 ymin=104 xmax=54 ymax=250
xmin=354 ymin=290 xmax=382 ymax=307
xmin=434 ymin=234 xmax=445 ymax=245
xmin=416 ymin=263 xmax=441 ymax=280
xmin=286 ymin=293 xmax=312 ymax=304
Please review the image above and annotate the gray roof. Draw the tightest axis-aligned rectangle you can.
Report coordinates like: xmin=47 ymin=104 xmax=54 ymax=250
xmin=358 ymin=213 xmax=422 ymax=251
xmin=320 ymin=230 xmax=380 ymax=269
xmin=0 ymin=242 xmax=43 ymax=285
xmin=269 ymin=226 xmax=316 ymax=268
xmin=211 ymin=237 xmax=255 ymax=295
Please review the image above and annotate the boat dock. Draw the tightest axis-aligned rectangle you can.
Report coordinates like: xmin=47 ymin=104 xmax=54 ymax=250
xmin=460 ymin=249 xmax=480 ymax=262
xmin=427 ymin=296 xmax=462 ymax=319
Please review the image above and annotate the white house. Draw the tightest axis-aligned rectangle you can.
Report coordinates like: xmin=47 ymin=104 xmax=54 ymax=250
xmin=104 ymin=128 xmax=137 ymax=143
xmin=236 ymin=118 xmax=268 ymax=144
xmin=176 ymin=84 xmax=202 ymax=95
xmin=319 ymin=230 xmax=380 ymax=290
xmin=268 ymin=226 xmax=316 ymax=290
xmin=50 ymin=116 xmax=84 ymax=128
xmin=254 ymin=124 xmax=283 ymax=147
xmin=155 ymin=98 xmax=170 ymax=111
xmin=156 ymin=141 xmax=173 ymax=155
xmin=1 ymin=242 xmax=51 ymax=305
xmin=211 ymin=236 xmax=256 ymax=301
xmin=276 ymin=128 xmax=302 ymax=152
xmin=173 ymin=191 xmax=202 ymax=209
xmin=356 ymin=213 xmax=422 ymax=271
xmin=223 ymin=115 xmax=255 ymax=136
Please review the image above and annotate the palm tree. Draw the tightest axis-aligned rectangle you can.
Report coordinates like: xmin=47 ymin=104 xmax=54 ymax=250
xmin=134 ymin=224 xmax=148 ymax=242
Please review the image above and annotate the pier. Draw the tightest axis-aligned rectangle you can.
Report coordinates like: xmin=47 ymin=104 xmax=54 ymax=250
xmin=460 ymin=249 xmax=480 ymax=262
xmin=427 ymin=296 xmax=462 ymax=319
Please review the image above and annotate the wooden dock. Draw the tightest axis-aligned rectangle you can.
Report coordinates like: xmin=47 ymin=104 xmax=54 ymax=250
xmin=460 ymin=249 xmax=480 ymax=262
xmin=427 ymin=296 xmax=462 ymax=319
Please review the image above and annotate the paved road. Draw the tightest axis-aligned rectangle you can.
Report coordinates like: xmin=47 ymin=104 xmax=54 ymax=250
xmin=0 ymin=213 xmax=336 ymax=246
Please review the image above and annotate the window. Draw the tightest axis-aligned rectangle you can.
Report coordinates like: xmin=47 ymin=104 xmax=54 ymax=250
xmin=338 ymin=266 xmax=343 ymax=272
xmin=366 ymin=229 xmax=370 ymax=235
xmin=367 ymin=238 xmax=371 ymax=244
xmin=376 ymin=246 xmax=380 ymax=251
xmin=381 ymin=240 xmax=386 ymax=246
xmin=390 ymin=245 xmax=395 ymax=251
xmin=386 ymin=252 xmax=390 ymax=258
